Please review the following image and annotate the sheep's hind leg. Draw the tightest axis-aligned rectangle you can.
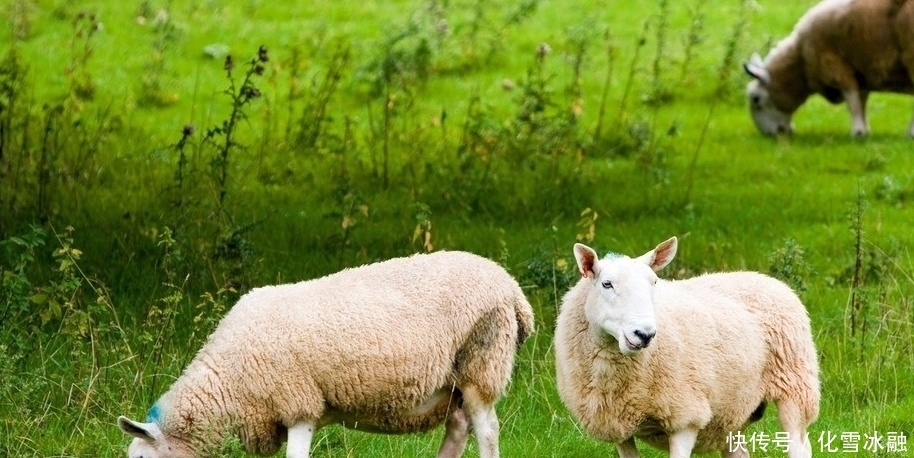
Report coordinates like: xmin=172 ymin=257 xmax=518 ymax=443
xmin=845 ymin=89 xmax=870 ymax=136
xmin=436 ymin=408 xmax=470 ymax=458
xmin=668 ymin=428 xmax=699 ymax=458
xmin=460 ymin=386 xmax=500 ymax=458
xmin=776 ymin=401 xmax=812 ymax=458
xmin=286 ymin=421 xmax=315 ymax=458
xmin=721 ymin=441 xmax=749 ymax=458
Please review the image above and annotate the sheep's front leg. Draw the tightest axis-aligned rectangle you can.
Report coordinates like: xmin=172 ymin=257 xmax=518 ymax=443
xmin=616 ymin=437 xmax=640 ymax=458
xmin=907 ymin=113 xmax=914 ymax=137
xmin=845 ymin=89 xmax=870 ymax=136
xmin=668 ymin=428 xmax=699 ymax=458
xmin=286 ymin=421 xmax=316 ymax=458
xmin=436 ymin=408 xmax=470 ymax=458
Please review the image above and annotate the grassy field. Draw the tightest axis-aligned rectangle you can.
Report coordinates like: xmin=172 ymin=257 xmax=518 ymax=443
xmin=1 ymin=0 xmax=912 ymax=456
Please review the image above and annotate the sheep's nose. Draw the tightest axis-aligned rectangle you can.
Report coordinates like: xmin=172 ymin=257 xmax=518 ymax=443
xmin=633 ymin=329 xmax=656 ymax=347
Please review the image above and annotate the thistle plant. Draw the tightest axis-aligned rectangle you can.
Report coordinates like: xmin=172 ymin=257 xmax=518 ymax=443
xmin=203 ymin=45 xmax=269 ymax=211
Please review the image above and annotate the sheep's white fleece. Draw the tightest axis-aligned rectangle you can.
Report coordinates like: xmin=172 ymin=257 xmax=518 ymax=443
xmin=555 ymin=270 xmax=819 ymax=453
xmin=131 ymin=251 xmax=534 ymax=455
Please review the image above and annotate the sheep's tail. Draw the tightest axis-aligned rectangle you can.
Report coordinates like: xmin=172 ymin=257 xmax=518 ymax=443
xmin=513 ymin=288 xmax=535 ymax=346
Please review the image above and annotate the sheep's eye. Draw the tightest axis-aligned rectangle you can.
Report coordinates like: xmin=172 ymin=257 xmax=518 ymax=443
xmin=601 ymin=280 xmax=613 ymax=290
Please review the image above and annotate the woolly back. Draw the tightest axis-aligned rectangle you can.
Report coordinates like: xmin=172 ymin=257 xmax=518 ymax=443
xmin=166 ymin=250 xmax=531 ymax=424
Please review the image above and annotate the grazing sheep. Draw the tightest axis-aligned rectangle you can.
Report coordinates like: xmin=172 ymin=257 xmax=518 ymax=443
xmin=118 ymin=251 xmax=535 ymax=458
xmin=554 ymin=237 xmax=820 ymax=458
xmin=744 ymin=0 xmax=914 ymax=136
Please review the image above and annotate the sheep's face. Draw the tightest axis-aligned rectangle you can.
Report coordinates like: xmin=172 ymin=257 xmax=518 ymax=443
xmin=744 ymin=53 xmax=794 ymax=136
xmin=118 ymin=416 xmax=195 ymax=458
xmin=747 ymin=80 xmax=794 ymax=136
xmin=573 ymin=237 xmax=678 ymax=357
xmin=584 ymin=256 xmax=659 ymax=357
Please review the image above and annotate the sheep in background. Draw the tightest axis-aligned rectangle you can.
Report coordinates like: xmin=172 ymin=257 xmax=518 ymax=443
xmin=744 ymin=0 xmax=914 ymax=136
xmin=118 ymin=250 xmax=535 ymax=458
xmin=554 ymin=237 xmax=820 ymax=458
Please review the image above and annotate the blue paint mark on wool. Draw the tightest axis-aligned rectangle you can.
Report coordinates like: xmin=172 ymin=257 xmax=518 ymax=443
xmin=145 ymin=403 xmax=162 ymax=423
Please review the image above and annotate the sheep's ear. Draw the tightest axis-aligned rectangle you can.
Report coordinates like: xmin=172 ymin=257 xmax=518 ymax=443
xmin=118 ymin=416 xmax=155 ymax=442
xmin=637 ymin=237 xmax=678 ymax=272
xmin=744 ymin=52 xmax=771 ymax=85
xmin=748 ymin=52 xmax=765 ymax=68
xmin=573 ymin=243 xmax=599 ymax=279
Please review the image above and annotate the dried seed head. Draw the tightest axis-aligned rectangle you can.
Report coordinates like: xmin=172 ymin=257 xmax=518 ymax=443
xmin=258 ymin=45 xmax=269 ymax=63
xmin=241 ymin=86 xmax=261 ymax=99
xmin=224 ymin=55 xmax=234 ymax=72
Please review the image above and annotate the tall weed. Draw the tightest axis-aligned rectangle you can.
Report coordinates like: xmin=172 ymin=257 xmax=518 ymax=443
xmin=64 ymin=10 xmax=100 ymax=101
xmin=137 ymin=1 xmax=181 ymax=107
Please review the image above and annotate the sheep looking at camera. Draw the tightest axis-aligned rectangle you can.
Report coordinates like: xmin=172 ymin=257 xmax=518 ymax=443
xmin=118 ymin=250 xmax=535 ymax=458
xmin=554 ymin=237 xmax=819 ymax=458
xmin=744 ymin=0 xmax=914 ymax=136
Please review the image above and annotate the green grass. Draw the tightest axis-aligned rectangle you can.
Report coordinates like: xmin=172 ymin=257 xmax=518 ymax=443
xmin=1 ymin=0 xmax=913 ymax=456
